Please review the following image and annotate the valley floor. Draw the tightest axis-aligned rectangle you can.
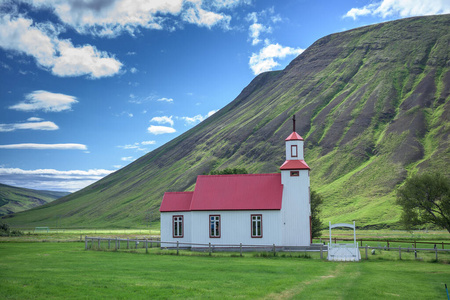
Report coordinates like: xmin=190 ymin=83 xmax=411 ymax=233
xmin=1 ymin=238 xmax=450 ymax=299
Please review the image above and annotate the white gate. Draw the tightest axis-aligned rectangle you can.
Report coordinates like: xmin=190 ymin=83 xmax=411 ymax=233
xmin=327 ymin=221 xmax=361 ymax=262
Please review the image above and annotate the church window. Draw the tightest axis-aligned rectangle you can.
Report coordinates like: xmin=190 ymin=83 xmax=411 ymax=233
xmin=291 ymin=145 xmax=298 ymax=157
xmin=173 ymin=215 xmax=183 ymax=238
xmin=251 ymin=214 xmax=262 ymax=238
xmin=290 ymin=171 xmax=299 ymax=176
xmin=210 ymin=215 xmax=220 ymax=238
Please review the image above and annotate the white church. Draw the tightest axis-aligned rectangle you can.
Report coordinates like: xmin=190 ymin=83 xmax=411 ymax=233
xmin=159 ymin=118 xmax=311 ymax=249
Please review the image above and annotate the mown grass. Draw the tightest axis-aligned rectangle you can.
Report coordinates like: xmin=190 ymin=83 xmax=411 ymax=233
xmin=1 ymin=241 xmax=450 ymax=299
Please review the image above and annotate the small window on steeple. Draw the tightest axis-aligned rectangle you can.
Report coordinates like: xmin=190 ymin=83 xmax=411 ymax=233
xmin=290 ymin=171 xmax=299 ymax=176
xmin=291 ymin=145 xmax=298 ymax=157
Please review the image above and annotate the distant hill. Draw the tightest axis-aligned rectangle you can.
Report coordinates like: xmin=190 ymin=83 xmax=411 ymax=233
xmin=0 ymin=183 xmax=69 ymax=216
xmin=4 ymin=14 xmax=449 ymax=229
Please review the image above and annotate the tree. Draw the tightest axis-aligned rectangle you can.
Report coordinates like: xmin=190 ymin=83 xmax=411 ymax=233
xmin=396 ymin=172 xmax=450 ymax=233
xmin=208 ymin=168 xmax=248 ymax=175
xmin=310 ymin=190 xmax=324 ymax=239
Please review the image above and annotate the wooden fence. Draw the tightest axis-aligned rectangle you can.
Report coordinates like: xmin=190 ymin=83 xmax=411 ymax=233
xmin=361 ymin=245 xmax=450 ymax=260
xmin=320 ymin=237 xmax=450 ymax=249
xmin=84 ymin=236 xmax=450 ymax=261
xmin=84 ymin=236 xmax=326 ymax=258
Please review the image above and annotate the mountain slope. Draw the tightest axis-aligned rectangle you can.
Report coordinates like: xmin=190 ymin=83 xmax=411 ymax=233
xmin=5 ymin=14 xmax=450 ymax=229
xmin=0 ymin=183 xmax=69 ymax=216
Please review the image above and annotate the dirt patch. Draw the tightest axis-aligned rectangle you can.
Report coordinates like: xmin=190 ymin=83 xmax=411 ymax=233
xmin=263 ymin=264 xmax=345 ymax=299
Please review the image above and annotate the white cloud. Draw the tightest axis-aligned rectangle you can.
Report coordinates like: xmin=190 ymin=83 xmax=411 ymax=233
xmin=52 ymin=40 xmax=122 ymax=78
xmin=157 ymin=97 xmax=174 ymax=103
xmin=0 ymin=167 xmax=114 ymax=192
xmin=118 ymin=140 xmax=156 ymax=151
xmin=344 ymin=0 xmax=450 ymax=20
xmin=0 ymin=143 xmax=87 ymax=150
xmin=182 ymin=114 xmax=204 ymax=125
xmin=249 ymin=22 xmax=272 ymax=45
xmin=0 ymin=120 xmax=59 ymax=132
xmin=27 ymin=117 xmax=44 ymax=122
xmin=130 ymin=67 xmax=138 ymax=73
xmin=182 ymin=1 xmax=231 ymax=29
xmin=246 ymin=8 xmax=280 ymax=46
xmin=150 ymin=115 xmax=174 ymax=126
xmin=0 ymin=14 xmax=122 ymax=78
xmin=249 ymin=43 xmax=304 ymax=75
xmin=121 ymin=156 xmax=134 ymax=161
xmin=22 ymin=0 xmax=246 ymax=37
xmin=10 ymin=90 xmax=78 ymax=112
xmin=181 ymin=110 xmax=217 ymax=125
xmin=147 ymin=125 xmax=176 ymax=135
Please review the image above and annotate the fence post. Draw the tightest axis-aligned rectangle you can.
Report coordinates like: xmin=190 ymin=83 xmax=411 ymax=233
xmin=435 ymin=248 xmax=438 ymax=261
xmin=85 ymin=236 xmax=88 ymax=250
xmin=135 ymin=240 xmax=138 ymax=249
xmin=320 ymin=243 xmax=323 ymax=259
xmin=273 ymin=244 xmax=276 ymax=257
xmin=209 ymin=243 xmax=212 ymax=256
xmin=98 ymin=238 xmax=100 ymax=249
xmin=443 ymin=242 xmax=445 ymax=250
xmin=115 ymin=238 xmax=118 ymax=250
xmin=387 ymin=240 xmax=390 ymax=251
xmin=145 ymin=239 xmax=148 ymax=254
xmin=177 ymin=241 xmax=179 ymax=255
xmin=365 ymin=245 xmax=368 ymax=260
xmin=118 ymin=238 xmax=120 ymax=250
xmin=399 ymin=246 xmax=401 ymax=260
xmin=127 ymin=239 xmax=129 ymax=249
xmin=108 ymin=239 xmax=111 ymax=249
xmin=240 ymin=243 xmax=242 ymax=257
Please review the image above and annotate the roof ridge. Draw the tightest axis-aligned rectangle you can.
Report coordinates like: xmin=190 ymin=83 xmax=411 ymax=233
xmin=198 ymin=173 xmax=280 ymax=178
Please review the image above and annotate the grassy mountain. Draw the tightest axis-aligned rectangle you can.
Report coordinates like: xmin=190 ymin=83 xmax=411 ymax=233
xmin=4 ymin=14 xmax=450 ymax=229
xmin=0 ymin=183 xmax=69 ymax=216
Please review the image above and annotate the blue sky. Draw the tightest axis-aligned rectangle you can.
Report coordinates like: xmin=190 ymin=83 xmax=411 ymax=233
xmin=1 ymin=0 xmax=449 ymax=192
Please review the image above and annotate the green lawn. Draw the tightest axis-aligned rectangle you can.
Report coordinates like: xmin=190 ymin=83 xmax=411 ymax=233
xmin=1 ymin=242 xmax=450 ymax=299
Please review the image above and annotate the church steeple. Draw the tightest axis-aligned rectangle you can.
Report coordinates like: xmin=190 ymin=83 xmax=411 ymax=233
xmin=280 ymin=115 xmax=309 ymax=170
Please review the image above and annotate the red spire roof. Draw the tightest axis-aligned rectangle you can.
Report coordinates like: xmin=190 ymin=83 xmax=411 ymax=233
xmin=280 ymin=160 xmax=310 ymax=170
xmin=285 ymin=132 xmax=303 ymax=141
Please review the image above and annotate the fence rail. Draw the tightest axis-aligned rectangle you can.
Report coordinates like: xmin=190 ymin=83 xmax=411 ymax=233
xmin=320 ymin=237 xmax=450 ymax=249
xmin=84 ymin=236 xmax=327 ymax=257
xmin=84 ymin=236 xmax=450 ymax=261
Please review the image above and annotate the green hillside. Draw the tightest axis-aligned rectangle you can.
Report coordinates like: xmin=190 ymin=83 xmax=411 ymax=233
xmin=0 ymin=183 xmax=69 ymax=216
xmin=4 ymin=14 xmax=450 ymax=229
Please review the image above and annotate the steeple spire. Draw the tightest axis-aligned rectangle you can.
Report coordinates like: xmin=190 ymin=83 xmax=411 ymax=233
xmin=292 ymin=115 xmax=296 ymax=132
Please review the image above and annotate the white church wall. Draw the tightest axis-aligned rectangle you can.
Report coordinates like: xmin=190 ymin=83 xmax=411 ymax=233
xmin=285 ymin=140 xmax=304 ymax=160
xmin=280 ymin=169 xmax=311 ymax=246
xmin=190 ymin=210 xmax=282 ymax=247
xmin=160 ymin=211 xmax=192 ymax=248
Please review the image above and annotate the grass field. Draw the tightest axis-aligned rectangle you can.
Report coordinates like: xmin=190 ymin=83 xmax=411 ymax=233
xmin=1 ymin=240 xmax=450 ymax=299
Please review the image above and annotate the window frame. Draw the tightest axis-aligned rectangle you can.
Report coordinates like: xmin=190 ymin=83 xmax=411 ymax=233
xmin=251 ymin=214 xmax=263 ymax=238
xmin=172 ymin=215 xmax=184 ymax=238
xmin=291 ymin=144 xmax=298 ymax=158
xmin=290 ymin=171 xmax=299 ymax=177
xmin=209 ymin=215 xmax=221 ymax=238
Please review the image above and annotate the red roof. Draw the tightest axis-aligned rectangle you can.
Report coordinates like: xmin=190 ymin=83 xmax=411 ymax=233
xmin=285 ymin=132 xmax=304 ymax=141
xmin=160 ymin=173 xmax=283 ymax=212
xmin=279 ymin=160 xmax=310 ymax=170
xmin=159 ymin=192 xmax=194 ymax=212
